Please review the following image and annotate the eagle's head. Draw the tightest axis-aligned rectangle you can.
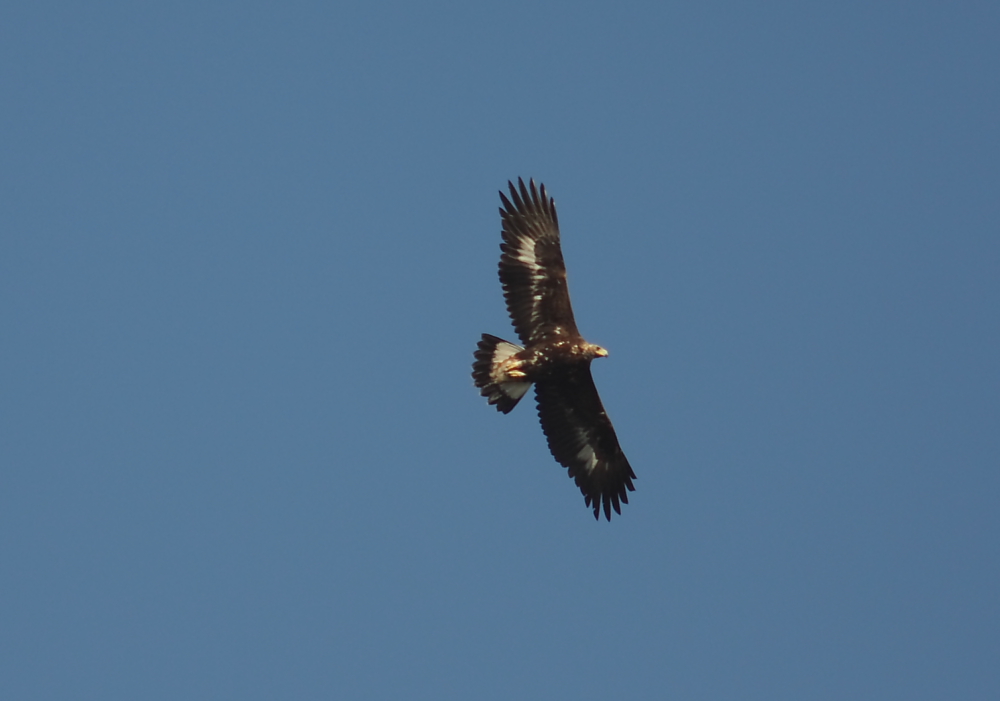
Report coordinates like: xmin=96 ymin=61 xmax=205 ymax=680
xmin=586 ymin=343 xmax=609 ymax=359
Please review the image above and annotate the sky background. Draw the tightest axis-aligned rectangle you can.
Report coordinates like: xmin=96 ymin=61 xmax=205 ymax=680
xmin=2 ymin=2 xmax=998 ymax=699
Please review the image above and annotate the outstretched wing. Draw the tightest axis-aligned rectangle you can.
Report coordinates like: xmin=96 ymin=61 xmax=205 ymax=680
xmin=498 ymin=178 xmax=580 ymax=346
xmin=535 ymin=368 xmax=636 ymax=520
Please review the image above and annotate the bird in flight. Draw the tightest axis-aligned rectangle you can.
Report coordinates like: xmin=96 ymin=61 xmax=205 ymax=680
xmin=472 ymin=178 xmax=636 ymax=520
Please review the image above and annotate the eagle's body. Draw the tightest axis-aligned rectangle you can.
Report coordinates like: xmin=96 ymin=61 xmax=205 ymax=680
xmin=472 ymin=178 xmax=636 ymax=520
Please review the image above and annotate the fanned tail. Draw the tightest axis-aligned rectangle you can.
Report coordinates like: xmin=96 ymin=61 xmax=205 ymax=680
xmin=472 ymin=334 xmax=532 ymax=414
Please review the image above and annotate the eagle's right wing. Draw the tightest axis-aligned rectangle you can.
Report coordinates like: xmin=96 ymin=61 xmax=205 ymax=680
xmin=498 ymin=178 xmax=580 ymax=346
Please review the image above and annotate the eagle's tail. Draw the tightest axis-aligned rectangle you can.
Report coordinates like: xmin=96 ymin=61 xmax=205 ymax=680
xmin=472 ymin=334 xmax=532 ymax=414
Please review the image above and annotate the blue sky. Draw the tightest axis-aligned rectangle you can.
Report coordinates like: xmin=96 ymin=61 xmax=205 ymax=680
xmin=3 ymin=2 xmax=998 ymax=699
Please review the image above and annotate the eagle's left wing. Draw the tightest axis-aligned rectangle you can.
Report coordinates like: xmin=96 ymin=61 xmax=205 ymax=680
xmin=498 ymin=178 xmax=580 ymax=346
xmin=534 ymin=368 xmax=636 ymax=520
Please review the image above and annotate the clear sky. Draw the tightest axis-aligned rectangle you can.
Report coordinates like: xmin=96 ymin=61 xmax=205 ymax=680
xmin=3 ymin=2 xmax=998 ymax=699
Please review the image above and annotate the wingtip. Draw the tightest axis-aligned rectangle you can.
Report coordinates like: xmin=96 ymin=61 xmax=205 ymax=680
xmin=519 ymin=177 xmax=534 ymax=208
xmin=502 ymin=177 xmax=556 ymax=218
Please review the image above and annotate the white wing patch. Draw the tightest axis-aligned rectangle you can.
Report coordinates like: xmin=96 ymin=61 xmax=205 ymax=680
xmin=510 ymin=236 xmax=549 ymax=327
xmin=513 ymin=235 xmax=540 ymax=270
xmin=576 ymin=436 xmax=599 ymax=473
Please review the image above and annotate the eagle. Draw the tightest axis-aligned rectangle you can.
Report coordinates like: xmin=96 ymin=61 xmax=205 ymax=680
xmin=472 ymin=178 xmax=636 ymax=520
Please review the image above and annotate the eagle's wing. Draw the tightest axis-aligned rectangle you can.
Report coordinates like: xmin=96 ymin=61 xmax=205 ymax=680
xmin=498 ymin=178 xmax=580 ymax=346
xmin=535 ymin=368 xmax=636 ymax=520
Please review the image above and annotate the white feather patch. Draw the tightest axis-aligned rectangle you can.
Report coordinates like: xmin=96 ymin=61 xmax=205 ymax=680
xmin=491 ymin=340 xmax=522 ymax=364
xmin=576 ymin=442 xmax=599 ymax=473
xmin=513 ymin=236 xmax=539 ymax=269
xmin=499 ymin=381 xmax=531 ymax=401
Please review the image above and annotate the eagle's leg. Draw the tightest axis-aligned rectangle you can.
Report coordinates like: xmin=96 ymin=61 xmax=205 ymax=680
xmin=498 ymin=355 xmax=531 ymax=379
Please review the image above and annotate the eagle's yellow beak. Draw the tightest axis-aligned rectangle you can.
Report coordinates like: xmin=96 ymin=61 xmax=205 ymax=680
xmin=594 ymin=346 xmax=609 ymax=358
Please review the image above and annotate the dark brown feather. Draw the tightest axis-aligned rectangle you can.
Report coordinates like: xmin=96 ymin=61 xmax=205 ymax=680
xmin=534 ymin=368 xmax=636 ymax=520
xmin=498 ymin=178 xmax=580 ymax=346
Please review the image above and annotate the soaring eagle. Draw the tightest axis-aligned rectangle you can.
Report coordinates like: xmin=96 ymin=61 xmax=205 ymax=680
xmin=472 ymin=178 xmax=636 ymax=520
